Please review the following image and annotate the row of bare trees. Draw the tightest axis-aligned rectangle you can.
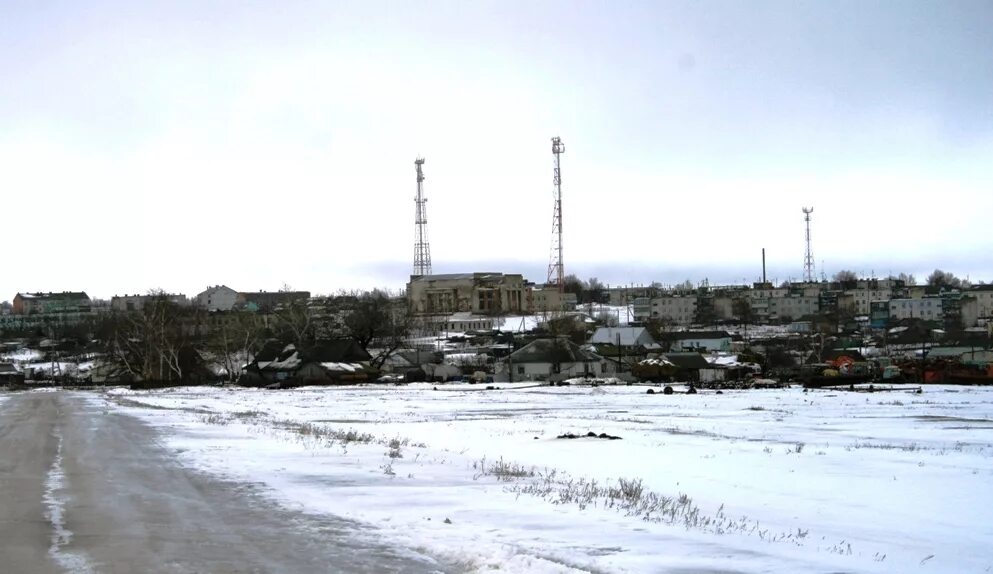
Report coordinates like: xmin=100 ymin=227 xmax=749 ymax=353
xmin=96 ymin=289 xmax=412 ymax=383
xmin=97 ymin=295 xmax=196 ymax=382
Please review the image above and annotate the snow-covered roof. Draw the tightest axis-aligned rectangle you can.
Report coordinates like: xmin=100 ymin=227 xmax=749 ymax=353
xmin=410 ymin=273 xmax=476 ymax=281
xmin=665 ymin=330 xmax=732 ymax=340
xmin=319 ymin=362 xmax=364 ymax=372
xmin=265 ymin=352 xmax=302 ymax=371
xmin=442 ymin=313 xmax=496 ymax=327
xmin=638 ymin=358 xmax=675 ymax=367
xmin=509 ymin=338 xmax=602 ymax=364
xmin=495 ymin=315 xmax=541 ymax=333
xmin=590 ymin=326 xmax=654 ymax=346
xmin=15 ymin=291 xmax=89 ymax=301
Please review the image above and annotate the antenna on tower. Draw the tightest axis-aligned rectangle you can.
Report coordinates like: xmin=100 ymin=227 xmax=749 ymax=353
xmin=802 ymin=207 xmax=815 ymax=283
xmin=547 ymin=136 xmax=565 ymax=293
xmin=413 ymin=157 xmax=432 ymax=276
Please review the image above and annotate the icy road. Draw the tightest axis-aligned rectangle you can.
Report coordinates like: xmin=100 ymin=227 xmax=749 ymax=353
xmin=0 ymin=392 xmax=450 ymax=574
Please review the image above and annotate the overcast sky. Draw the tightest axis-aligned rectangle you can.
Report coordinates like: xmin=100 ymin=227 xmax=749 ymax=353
xmin=2 ymin=0 xmax=991 ymax=300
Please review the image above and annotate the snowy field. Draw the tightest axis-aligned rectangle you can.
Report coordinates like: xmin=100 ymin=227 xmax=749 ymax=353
xmin=97 ymin=384 xmax=993 ymax=573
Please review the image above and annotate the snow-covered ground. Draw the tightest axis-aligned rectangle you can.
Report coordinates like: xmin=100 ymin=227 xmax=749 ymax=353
xmin=0 ymin=347 xmax=43 ymax=364
xmin=0 ymin=348 xmax=94 ymax=378
xmin=98 ymin=384 xmax=993 ymax=573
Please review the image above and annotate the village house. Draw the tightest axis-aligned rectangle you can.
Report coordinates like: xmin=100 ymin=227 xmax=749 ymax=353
xmin=0 ymin=362 xmax=25 ymax=385
xmin=495 ymin=338 xmax=610 ymax=382
xmin=590 ymin=326 xmax=659 ymax=349
xmin=589 ymin=326 xmax=661 ymax=371
xmin=664 ymin=330 xmax=734 ymax=353
xmin=659 ymin=352 xmax=713 ymax=382
xmin=243 ymin=339 xmax=374 ymax=386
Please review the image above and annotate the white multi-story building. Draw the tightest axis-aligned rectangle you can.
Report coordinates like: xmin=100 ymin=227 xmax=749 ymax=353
xmin=749 ymin=286 xmax=789 ymax=301
xmin=958 ymin=286 xmax=993 ymax=327
xmin=648 ymin=294 xmax=698 ymax=325
xmin=767 ymin=296 xmax=819 ymax=321
xmin=888 ymin=297 xmax=943 ymax=322
xmin=713 ymin=295 xmax=735 ymax=321
xmin=844 ymin=286 xmax=894 ymax=315
xmin=968 ymin=286 xmax=993 ymax=326
xmin=195 ymin=285 xmax=239 ymax=311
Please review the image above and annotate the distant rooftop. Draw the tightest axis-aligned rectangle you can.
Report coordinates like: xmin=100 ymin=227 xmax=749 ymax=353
xmin=16 ymin=291 xmax=89 ymax=300
xmin=410 ymin=272 xmax=515 ymax=282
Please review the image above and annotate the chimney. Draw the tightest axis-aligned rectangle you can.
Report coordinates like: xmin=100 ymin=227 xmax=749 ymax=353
xmin=762 ymin=248 xmax=767 ymax=284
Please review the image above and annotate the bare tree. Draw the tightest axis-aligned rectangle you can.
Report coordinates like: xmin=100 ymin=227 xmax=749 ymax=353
xmin=562 ymin=274 xmax=585 ymax=302
xmin=545 ymin=315 xmax=588 ymax=345
xmin=207 ymin=312 xmax=265 ymax=383
xmin=833 ymin=270 xmax=858 ymax=283
xmin=584 ymin=277 xmax=608 ymax=304
xmin=732 ymin=297 xmax=754 ymax=325
xmin=643 ymin=316 xmax=675 ymax=345
xmin=272 ymin=299 xmax=315 ymax=347
xmin=101 ymin=294 xmax=193 ymax=382
xmin=895 ymin=272 xmax=917 ymax=286
xmin=594 ymin=309 xmax=619 ymax=327
xmin=927 ymin=269 xmax=963 ymax=289
xmin=342 ymin=289 xmax=411 ymax=368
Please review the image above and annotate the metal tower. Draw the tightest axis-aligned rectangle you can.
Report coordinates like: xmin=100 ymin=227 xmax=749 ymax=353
xmin=412 ymin=158 xmax=432 ymax=276
xmin=546 ymin=137 xmax=565 ymax=291
xmin=802 ymin=207 xmax=815 ymax=283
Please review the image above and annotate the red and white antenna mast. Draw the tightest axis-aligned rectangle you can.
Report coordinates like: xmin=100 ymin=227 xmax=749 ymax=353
xmin=802 ymin=207 xmax=815 ymax=282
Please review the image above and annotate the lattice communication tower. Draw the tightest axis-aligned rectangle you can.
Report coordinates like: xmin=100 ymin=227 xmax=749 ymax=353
xmin=802 ymin=207 xmax=815 ymax=283
xmin=546 ymin=137 xmax=565 ymax=291
xmin=413 ymin=158 xmax=432 ymax=276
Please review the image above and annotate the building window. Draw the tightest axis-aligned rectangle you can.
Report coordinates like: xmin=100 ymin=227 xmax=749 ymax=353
xmin=517 ymin=366 xmax=524 ymax=375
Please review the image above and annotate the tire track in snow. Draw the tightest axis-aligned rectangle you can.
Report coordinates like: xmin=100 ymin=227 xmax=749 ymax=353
xmin=43 ymin=423 xmax=95 ymax=573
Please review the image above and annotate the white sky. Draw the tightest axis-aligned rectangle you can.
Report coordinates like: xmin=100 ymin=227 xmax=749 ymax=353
xmin=2 ymin=1 xmax=991 ymax=300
